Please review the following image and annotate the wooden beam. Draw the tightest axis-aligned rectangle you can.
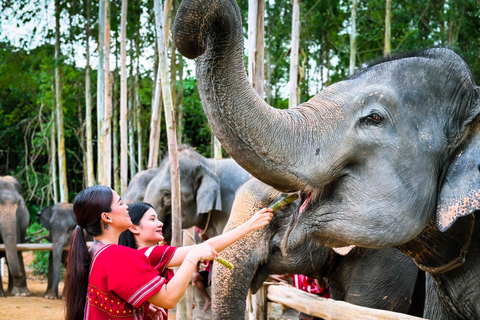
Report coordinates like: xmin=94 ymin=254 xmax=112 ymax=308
xmin=0 ymin=242 xmax=94 ymax=251
xmin=267 ymin=284 xmax=427 ymax=320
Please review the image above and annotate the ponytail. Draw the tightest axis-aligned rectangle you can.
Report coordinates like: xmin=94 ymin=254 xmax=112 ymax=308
xmin=65 ymin=226 xmax=90 ymax=320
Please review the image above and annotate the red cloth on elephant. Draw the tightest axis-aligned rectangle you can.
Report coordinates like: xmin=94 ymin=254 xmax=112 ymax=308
xmin=84 ymin=243 xmax=166 ymax=320
xmin=291 ymin=274 xmax=330 ymax=298
xmin=140 ymin=245 xmax=177 ymax=320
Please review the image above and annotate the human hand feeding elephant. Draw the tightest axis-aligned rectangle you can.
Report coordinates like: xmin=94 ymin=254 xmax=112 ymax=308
xmin=173 ymin=0 xmax=480 ymax=318
xmin=122 ymin=167 xmax=159 ymax=204
xmin=0 ymin=176 xmax=29 ymax=297
xmin=212 ymin=177 xmax=424 ymax=319
xmin=143 ymin=146 xmax=250 ymax=242
xmin=37 ymin=203 xmax=76 ymax=299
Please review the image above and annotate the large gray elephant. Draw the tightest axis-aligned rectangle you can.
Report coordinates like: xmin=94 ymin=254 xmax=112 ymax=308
xmin=143 ymin=146 xmax=250 ymax=242
xmin=122 ymin=167 xmax=160 ymax=204
xmin=213 ymin=177 xmax=424 ymax=319
xmin=0 ymin=176 xmax=29 ymax=297
xmin=37 ymin=203 xmax=76 ymax=299
xmin=173 ymin=1 xmax=480 ymax=318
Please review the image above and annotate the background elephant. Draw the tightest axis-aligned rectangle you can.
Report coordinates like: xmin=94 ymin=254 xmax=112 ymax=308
xmin=174 ymin=1 xmax=480 ymax=318
xmin=37 ymin=203 xmax=76 ymax=299
xmin=213 ymin=178 xmax=424 ymax=319
xmin=122 ymin=167 xmax=159 ymax=204
xmin=143 ymin=146 xmax=250 ymax=242
xmin=0 ymin=175 xmax=29 ymax=296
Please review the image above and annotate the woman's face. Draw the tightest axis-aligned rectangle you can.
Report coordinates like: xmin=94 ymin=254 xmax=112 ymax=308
xmin=136 ymin=208 xmax=164 ymax=247
xmin=109 ymin=190 xmax=132 ymax=230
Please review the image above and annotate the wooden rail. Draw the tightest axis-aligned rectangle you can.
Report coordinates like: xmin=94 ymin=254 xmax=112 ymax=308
xmin=0 ymin=242 xmax=94 ymax=251
xmin=266 ymin=284 xmax=427 ymax=320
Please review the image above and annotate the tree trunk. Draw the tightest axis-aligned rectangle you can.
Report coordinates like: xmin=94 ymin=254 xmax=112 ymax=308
xmin=384 ymin=0 xmax=391 ymax=55
xmin=55 ymin=0 xmax=68 ymax=203
xmin=120 ymin=0 xmax=128 ymax=193
xmin=248 ymin=0 xmax=265 ymax=98
xmin=289 ymin=0 xmax=300 ymax=109
xmin=102 ymin=0 xmax=112 ymax=187
xmin=349 ymin=0 xmax=357 ymax=76
xmin=113 ymin=67 xmax=120 ymax=193
xmin=85 ymin=0 xmax=95 ymax=187
xmin=128 ymin=57 xmax=137 ymax=179
xmin=50 ymin=105 xmax=58 ymax=203
xmin=97 ymin=0 xmax=105 ymax=183
xmin=135 ymin=32 xmax=143 ymax=172
xmin=176 ymin=55 xmax=184 ymax=145
xmin=148 ymin=62 xmax=164 ymax=169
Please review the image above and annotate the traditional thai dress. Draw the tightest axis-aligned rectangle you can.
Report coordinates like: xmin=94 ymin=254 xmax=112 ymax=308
xmin=140 ymin=245 xmax=177 ymax=319
xmin=84 ymin=242 xmax=168 ymax=320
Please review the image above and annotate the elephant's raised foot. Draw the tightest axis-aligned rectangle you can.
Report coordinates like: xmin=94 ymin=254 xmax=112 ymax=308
xmin=11 ymin=286 xmax=30 ymax=296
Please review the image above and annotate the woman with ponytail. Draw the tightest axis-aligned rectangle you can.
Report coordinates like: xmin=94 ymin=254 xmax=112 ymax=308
xmin=64 ymin=186 xmax=226 ymax=320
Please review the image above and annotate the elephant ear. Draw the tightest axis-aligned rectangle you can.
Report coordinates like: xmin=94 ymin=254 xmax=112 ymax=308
xmin=37 ymin=206 xmax=53 ymax=230
xmin=195 ymin=163 xmax=222 ymax=215
xmin=437 ymin=125 xmax=480 ymax=232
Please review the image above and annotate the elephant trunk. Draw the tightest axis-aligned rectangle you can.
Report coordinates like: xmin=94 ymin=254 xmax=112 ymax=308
xmin=174 ymin=0 xmax=339 ymax=192
xmin=0 ymin=203 xmax=22 ymax=279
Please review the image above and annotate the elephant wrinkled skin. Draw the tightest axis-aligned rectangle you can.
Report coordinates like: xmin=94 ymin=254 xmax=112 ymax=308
xmin=143 ymin=146 xmax=250 ymax=242
xmin=174 ymin=0 xmax=480 ymax=318
xmin=212 ymin=178 xmax=424 ymax=319
xmin=0 ymin=176 xmax=29 ymax=297
xmin=122 ymin=167 xmax=159 ymax=204
xmin=37 ymin=203 xmax=76 ymax=299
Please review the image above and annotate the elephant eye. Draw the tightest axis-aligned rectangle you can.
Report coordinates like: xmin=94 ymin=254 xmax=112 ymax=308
xmin=363 ymin=112 xmax=384 ymax=125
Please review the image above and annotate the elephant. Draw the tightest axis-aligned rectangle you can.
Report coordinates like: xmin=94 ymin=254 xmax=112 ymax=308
xmin=0 ymin=176 xmax=29 ymax=297
xmin=122 ymin=167 xmax=160 ymax=204
xmin=37 ymin=203 xmax=76 ymax=299
xmin=143 ymin=146 xmax=250 ymax=242
xmin=212 ymin=177 xmax=425 ymax=319
xmin=173 ymin=0 xmax=480 ymax=318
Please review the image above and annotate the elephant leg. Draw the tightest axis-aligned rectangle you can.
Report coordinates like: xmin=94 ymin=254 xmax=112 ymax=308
xmin=44 ymin=252 xmax=55 ymax=299
xmin=10 ymin=252 xmax=29 ymax=296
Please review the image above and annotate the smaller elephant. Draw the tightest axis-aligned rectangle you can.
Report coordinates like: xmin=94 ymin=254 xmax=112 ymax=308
xmin=0 ymin=175 xmax=29 ymax=297
xmin=122 ymin=167 xmax=160 ymax=204
xmin=213 ymin=178 xmax=424 ymax=319
xmin=37 ymin=203 xmax=76 ymax=299
xmin=143 ymin=146 xmax=250 ymax=242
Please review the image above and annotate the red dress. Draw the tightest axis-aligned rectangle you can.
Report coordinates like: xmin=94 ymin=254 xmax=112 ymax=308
xmin=84 ymin=243 xmax=168 ymax=320
xmin=140 ymin=245 xmax=177 ymax=319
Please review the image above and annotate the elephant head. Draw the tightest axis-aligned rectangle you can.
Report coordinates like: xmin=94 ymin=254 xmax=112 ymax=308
xmin=37 ymin=203 xmax=76 ymax=299
xmin=143 ymin=147 xmax=225 ymax=242
xmin=0 ymin=176 xmax=29 ymax=296
xmin=213 ymin=177 xmax=423 ymax=319
xmin=174 ymin=0 xmax=480 ymax=251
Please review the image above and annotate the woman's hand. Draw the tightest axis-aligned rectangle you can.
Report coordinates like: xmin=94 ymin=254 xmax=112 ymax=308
xmin=246 ymin=207 xmax=273 ymax=231
xmin=187 ymin=242 xmax=219 ymax=262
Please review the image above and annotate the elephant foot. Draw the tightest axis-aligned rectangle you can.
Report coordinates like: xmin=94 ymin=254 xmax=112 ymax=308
xmin=11 ymin=286 xmax=30 ymax=297
xmin=44 ymin=289 xmax=58 ymax=299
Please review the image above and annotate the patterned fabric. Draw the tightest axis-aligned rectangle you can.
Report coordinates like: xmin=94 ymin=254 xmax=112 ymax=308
xmin=84 ymin=243 xmax=166 ymax=320
xmin=291 ymin=274 xmax=330 ymax=298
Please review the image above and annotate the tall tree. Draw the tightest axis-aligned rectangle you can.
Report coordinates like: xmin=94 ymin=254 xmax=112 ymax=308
xmin=102 ymin=0 xmax=112 ymax=187
xmin=135 ymin=30 xmax=142 ymax=172
xmin=85 ymin=0 xmax=95 ymax=186
xmin=384 ymin=0 xmax=391 ymax=55
xmin=248 ymin=0 xmax=265 ymax=98
xmin=349 ymin=0 xmax=357 ymax=76
xmin=289 ymin=0 xmax=300 ymax=109
xmin=97 ymin=0 xmax=106 ymax=183
xmin=55 ymin=0 xmax=68 ymax=203
xmin=120 ymin=0 xmax=128 ymax=193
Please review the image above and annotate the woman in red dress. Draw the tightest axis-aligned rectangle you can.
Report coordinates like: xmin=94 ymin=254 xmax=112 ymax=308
xmin=64 ymin=185 xmax=273 ymax=320
xmin=119 ymin=201 xmax=274 ymax=318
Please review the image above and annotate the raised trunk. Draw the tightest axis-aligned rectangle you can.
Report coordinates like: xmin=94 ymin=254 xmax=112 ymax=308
xmin=174 ymin=0 xmax=334 ymax=192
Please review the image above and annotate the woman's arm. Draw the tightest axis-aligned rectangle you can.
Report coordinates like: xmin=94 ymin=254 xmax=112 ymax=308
xmin=167 ymin=207 xmax=273 ymax=267
xmin=147 ymin=242 xmax=217 ymax=309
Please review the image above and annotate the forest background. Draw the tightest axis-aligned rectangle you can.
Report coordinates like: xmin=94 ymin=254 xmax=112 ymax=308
xmin=1 ymin=0 xmax=479 ymax=226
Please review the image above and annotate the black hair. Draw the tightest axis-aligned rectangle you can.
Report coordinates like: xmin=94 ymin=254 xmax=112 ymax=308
xmin=118 ymin=202 xmax=155 ymax=249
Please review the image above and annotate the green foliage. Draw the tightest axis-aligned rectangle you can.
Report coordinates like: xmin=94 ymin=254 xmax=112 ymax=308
xmin=26 ymin=222 xmax=50 ymax=276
